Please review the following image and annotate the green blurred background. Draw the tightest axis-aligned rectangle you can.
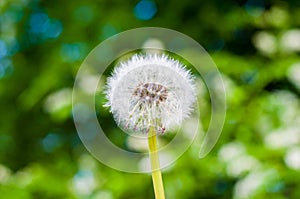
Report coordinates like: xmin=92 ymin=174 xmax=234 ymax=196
xmin=1 ymin=0 xmax=300 ymax=198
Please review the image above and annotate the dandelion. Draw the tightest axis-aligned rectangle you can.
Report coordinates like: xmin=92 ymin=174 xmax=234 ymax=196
xmin=104 ymin=53 xmax=197 ymax=199
xmin=105 ymin=54 xmax=196 ymax=133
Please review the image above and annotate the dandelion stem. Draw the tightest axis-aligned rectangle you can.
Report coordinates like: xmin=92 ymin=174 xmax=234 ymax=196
xmin=148 ymin=126 xmax=165 ymax=199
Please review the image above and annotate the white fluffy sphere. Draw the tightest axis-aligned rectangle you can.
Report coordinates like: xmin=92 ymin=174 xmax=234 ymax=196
xmin=105 ymin=53 xmax=197 ymax=133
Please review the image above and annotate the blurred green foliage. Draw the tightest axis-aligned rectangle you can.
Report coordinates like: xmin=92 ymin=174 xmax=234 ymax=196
xmin=1 ymin=0 xmax=300 ymax=198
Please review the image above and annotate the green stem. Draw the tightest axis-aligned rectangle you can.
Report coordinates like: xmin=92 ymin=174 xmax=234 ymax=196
xmin=148 ymin=126 xmax=165 ymax=199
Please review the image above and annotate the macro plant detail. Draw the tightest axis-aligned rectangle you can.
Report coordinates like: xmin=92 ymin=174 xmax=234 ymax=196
xmin=5 ymin=0 xmax=298 ymax=197
xmin=105 ymin=53 xmax=197 ymax=199
xmin=105 ymin=54 xmax=197 ymax=134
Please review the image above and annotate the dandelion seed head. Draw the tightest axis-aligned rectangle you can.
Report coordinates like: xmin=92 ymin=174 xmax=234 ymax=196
xmin=105 ymin=53 xmax=197 ymax=133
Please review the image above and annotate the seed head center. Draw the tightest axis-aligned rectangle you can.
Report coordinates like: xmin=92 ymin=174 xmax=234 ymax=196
xmin=133 ymin=83 xmax=168 ymax=104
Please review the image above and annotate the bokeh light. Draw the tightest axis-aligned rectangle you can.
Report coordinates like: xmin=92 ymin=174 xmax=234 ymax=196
xmin=134 ymin=0 xmax=157 ymax=20
xmin=28 ymin=12 xmax=63 ymax=42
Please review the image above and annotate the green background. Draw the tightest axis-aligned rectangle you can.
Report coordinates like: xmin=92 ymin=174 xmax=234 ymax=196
xmin=1 ymin=0 xmax=300 ymax=198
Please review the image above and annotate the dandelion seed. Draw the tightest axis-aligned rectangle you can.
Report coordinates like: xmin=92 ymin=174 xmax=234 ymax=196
xmin=104 ymin=53 xmax=197 ymax=133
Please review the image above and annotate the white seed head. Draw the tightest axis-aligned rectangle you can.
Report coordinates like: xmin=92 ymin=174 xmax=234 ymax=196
xmin=104 ymin=53 xmax=197 ymax=133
